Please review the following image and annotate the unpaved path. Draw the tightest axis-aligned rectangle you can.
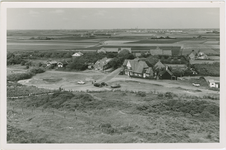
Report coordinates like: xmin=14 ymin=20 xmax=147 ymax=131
xmin=96 ymin=67 xmax=122 ymax=83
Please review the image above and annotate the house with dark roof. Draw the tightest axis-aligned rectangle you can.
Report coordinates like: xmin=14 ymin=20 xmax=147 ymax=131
xmin=158 ymin=66 xmax=175 ymax=80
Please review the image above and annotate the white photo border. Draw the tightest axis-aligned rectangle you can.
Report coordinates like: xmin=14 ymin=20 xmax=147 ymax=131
xmin=1 ymin=1 xmax=225 ymax=150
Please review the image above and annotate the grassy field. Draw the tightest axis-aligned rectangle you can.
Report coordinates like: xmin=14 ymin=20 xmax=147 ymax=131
xmin=7 ymin=85 xmax=219 ymax=143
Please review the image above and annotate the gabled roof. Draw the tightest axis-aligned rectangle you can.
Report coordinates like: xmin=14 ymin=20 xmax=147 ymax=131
xmin=128 ymin=60 xmax=149 ymax=74
xmin=154 ymin=60 xmax=165 ymax=70
xmin=159 ymin=68 xmax=173 ymax=76
xmin=72 ymin=52 xmax=83 ymax=56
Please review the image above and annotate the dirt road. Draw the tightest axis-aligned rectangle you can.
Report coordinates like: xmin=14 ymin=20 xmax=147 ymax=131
xmin=96 ymin=67 xmax=122 ymax=83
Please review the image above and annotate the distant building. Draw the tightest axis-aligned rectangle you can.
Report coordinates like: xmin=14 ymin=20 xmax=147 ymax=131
xmin=93 ymin=57 xmax=112 ymax=71
xmin=97 ymin=47 xmax=119 ymax=53
xmin=208 ymin=79 xmax=220 ymax=88
xmin=196 ymin=51 xmax=208 ymax=60
xmin=158 ymin=66 xmax=174 ymax=80
xmin=57 ymin=62 xmax=63 ymax=68
xmin=46 ymin=60 xmax=58 ymax=67
xmin=118 ymin=47 xmax=132 ymax=53
xmin=188 ymin=50 xmax=196 ymax=60
xmin=150 ymin=47 xmax=163 ymax=55
xmin=150 ymin=47 xmax=172 ymax=56
xmin=72 ymin=52 xmax=83 ymax=57
xmin=162 ymin=50 xmax=172 ymax=56
xmin=123 ymin=59 xmax=153 ymax=79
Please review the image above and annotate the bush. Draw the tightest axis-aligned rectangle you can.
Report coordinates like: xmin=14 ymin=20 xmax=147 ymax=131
xmin=7 ymin=72 xmax=33 ymax=81
xmin=7 ymin=67 xmax=45 ymax=82
xmin=136 ymin=91 xmax=146 ymax=97
xmin=29 ymin=67 xmax=45 ymax=74
xmin=193 ymin=62 xmax=219 ymax=76
xmin=164 ymin=92 xmax=174 ymax=99
xmin=135 ymin=99 xmax=219 ymax=120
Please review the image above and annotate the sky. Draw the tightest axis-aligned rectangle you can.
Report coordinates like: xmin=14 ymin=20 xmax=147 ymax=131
xmin=7 ymin=8 xmax=220 ymax=30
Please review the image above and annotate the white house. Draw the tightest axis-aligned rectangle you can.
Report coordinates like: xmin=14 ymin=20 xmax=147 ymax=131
xmin=72 ymin=52 xmax=83 ymax=57
xmin=57 ymin=62 xmax=63 ymax=68
xmin=208 ymin=79 xmax=220 ymax=88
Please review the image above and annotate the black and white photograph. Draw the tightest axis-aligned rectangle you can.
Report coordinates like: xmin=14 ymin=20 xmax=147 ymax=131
xmin=1 ymin=1 xmax=225 ymax=149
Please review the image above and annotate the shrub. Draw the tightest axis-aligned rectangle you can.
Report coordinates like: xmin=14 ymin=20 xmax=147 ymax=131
xmin=29 ymin=67 xmax=45 ymax=74
xmin=7 ymin=72 xmax=33 ymax=81
xmin=164 ymin=92 xmax=174 ymax=99
xmin=136 ymin=91 xmax=146 ymax=97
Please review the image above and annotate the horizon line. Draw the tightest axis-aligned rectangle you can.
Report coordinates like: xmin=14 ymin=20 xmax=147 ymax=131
xmin=7 ymin=28 xmax=220 ymax=31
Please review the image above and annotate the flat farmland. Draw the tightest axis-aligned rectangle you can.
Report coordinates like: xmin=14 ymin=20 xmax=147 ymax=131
xmin=7 ymin=40 xmax=99 ymax=52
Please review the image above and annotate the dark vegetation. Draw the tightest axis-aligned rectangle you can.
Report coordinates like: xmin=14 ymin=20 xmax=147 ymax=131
xmin=9 ymin=88 xmax=219 ymax=122
xmin=7 ymin=83 xmax=219 ymax=143
xmin=136 ymin=99 xmax=219 ymax=121
xmin=7 ymin=125 xmax=55 ymax=143
xmin=7 ymin=67 xmax=45 ymax=81
xmin=193 ymin=62 xmax=220 ymax=76
xmin=7 ymin=82 xmax=52 ymax=97
xmin=7 ymin=52 xmax=25 ymax=65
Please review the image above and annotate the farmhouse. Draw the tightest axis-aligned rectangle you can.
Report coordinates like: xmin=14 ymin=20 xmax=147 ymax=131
xmin=93 ymin=57 xmax=112 ymax=71
xmin=72 ymin=52 xmax=83 ymax=58
xmin=150 ymin=47 xmax=172 ymax=56
xmin=150 ymin=47 xmax=163 ymax=55
xmin=123 ymin=59 xmax=154 ymax=79
xmin=46 ymin=60 xmax=58 ymax=67
xmin=196 ymin=51 xmax=208 ymax=60
xmin=128 ymin=60 xmax=149 ymax=78
xmin=204 ymin=77 xmax=220 ymax=89
xmin=57 ymin=62 xmax=63 ymax=68
xmin=97 ymin=47 xmax=119 ymax=53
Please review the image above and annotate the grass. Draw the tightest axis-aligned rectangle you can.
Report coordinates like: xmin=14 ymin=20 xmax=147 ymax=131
xmin=7 ymin=125 xmax=55 ymax=143
xmin=7 ymin=84 xmax=219 ymax=143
